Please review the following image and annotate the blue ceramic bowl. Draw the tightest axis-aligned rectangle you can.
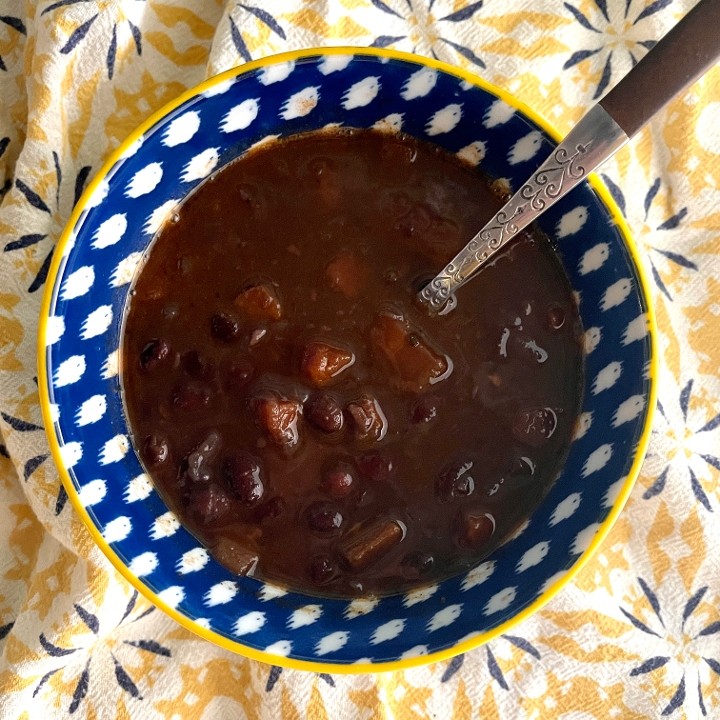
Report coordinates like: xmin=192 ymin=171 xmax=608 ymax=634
xmin=38 ymin=48 xmax=656 ymax=672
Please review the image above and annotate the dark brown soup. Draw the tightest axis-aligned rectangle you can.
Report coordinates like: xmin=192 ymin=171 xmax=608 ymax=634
xmin=122 ymin=129 xmax=583 ymax=597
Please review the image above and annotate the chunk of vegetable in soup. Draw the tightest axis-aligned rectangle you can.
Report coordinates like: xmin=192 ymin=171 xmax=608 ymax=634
xmin=122 ymin=129 xmax=583 ymax=597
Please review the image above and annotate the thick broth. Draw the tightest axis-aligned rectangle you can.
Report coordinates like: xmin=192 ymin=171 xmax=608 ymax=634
xmin=122 ymin=129 xmax=583 ymax=597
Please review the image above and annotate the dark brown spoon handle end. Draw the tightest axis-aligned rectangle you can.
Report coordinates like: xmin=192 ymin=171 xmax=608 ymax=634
xmin=599 ymin=0 xmax=720 ymax=137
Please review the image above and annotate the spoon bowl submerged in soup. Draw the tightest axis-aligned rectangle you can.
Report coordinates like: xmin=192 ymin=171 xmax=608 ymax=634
xmin=121 ymin=128 xmax=584 ymax=598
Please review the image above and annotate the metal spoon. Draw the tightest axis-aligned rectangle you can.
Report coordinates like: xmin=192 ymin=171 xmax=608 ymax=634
xmin=419 ymin=0 xmax=720 ymax=313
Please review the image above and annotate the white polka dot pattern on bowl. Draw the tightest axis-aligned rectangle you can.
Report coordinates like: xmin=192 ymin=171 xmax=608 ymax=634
xmin=41 ymin=51 xmax=653 ymax=666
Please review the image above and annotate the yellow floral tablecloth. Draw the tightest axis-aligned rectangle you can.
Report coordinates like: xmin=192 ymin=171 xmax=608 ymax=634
xmin=0 ymin=1 xmax=718 ymax=718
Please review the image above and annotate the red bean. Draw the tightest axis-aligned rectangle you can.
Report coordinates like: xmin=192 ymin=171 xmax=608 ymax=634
xmin=254 ymin=496 xmax=286 ymax=522
xmin=358 ymin=453 xmax=395 ymax=482
xmin=306 ymin=502 xmax=343 ymax=533
xmin=224 ymin=452 xmax=264 ymax=505
xmin=456 ymin=510 xmax=496 ymax=549
xmin=226 ymin=358 xmax=254 ymax=391
xmin=409 ymin=396 xmax=439 ymax=424
xmin=140 ymin=339 xmax=170 ymax=370
xmin=401 ymin=551 xmax=434 ymax=580
xmin=512 ymin=407 xmax=558 ymax=447
xmin=548 ymin=305 xmax=565 ymax=330
xmin=436 ymin=460 xmax=476 ymax=502
xmin=188 ymin=483 xmax=231 ymax=524
xmin=306 ymin=393 xmax=344 ymax=433
xmin=211 ymin=312 xmax=240 ymax=343
xmin=181 ymin=350 xmax=216 ymax=380
xmin=322 ymin=468 xmax=354 ymax=498
xmin=309 ymin=554 xmax=338 ymax=585
xmin=143 ymin=435 xmax=169 ymax=466
xmin=172 ymin=382 xmax=210 ymax=411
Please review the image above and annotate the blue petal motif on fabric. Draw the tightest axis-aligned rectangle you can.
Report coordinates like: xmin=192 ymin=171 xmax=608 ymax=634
xmin=682 ymin=587 xmax=708 ymax=630
xmin=644 ymin=178 xmax=661 ymax=220
xmin=24 ymin=453 xmax=49 ymax=480
xmin=112 ymin=654 xmax=143 ymax=699
xmin=15 ymin=178 xmax=52 ymax=214
xmin=370 ymin=0 xmax=404 ymax=19
xmin=635 ymin=0 xmax=674 ymax=24
xmin=1 ymin=411 xmax=42 ymax=431
xmin=643 ymin=466 xmax=668 ymax=499
xmin=441 ymin=653 xmax=464 ymax=682
xmin=661 ymin=674 xmax=686 ymax=716
xmin=28 ymin=248 xmax=54 ymax=293
xmin=59 ymin=14 xmax=98 ymax=55
xmin=657 ymin=208 xmax=689 ymax=232
xmin=439 ymin=1 xmax=484 ymax=23
xmin=371 ymin=35 xmax=406 ymax=48
xmin=563 ymin=47 xmax=602 ymax=69
xmin=680 ymin=380 xmax=693 ymax=420
xmin=123 ymin=639 xmax=172 ymax=657
xmin=486 ymin=646 xmax=509 ymax=690
xmin=74 ymin=603 xmax=100 ymax=634
xmin=265 ymin=664 xmax=282 ymax=692
xmin=238 ymin=4 xmax=286 ymax=40
xmin=69 ymin=659 xmax=90 ymax=714
xmin=39 ymin=632 xmax=77 ymax=657
xmin=619 ymin=607 xmax=662 ymax=637
xmin=599 ymin=173 xmax=626 ymax=215
xmin=629 ymin=655 xmax=670 ymax=676
xmin=503 ymin=634 xmax=541 ymax=659
xmin=564 ymin=2 xmax=600 ymax=32
xmin=0 ymin=15 xmax=27 ymax=34
xmin=229 ymin=16 xmax=252 ymax=62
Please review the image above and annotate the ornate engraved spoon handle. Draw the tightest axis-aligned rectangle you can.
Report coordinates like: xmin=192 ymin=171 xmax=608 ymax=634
xmin=419 ymin=0 xmax=720 ymax=313
xmin=418 ymin=105 xmax=629 ymax=313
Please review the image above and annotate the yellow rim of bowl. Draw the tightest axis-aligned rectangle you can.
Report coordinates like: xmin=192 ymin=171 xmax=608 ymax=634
xmin=37 ymin=46 xmax=658 ymax=674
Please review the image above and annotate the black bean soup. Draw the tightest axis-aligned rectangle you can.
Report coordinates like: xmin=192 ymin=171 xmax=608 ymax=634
xmin=122 ymin=128 xmax=583 ymax=597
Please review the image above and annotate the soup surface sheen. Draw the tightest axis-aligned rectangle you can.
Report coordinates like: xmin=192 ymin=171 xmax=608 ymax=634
xmin=122 ymin=129 xmax=584 ymax=597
